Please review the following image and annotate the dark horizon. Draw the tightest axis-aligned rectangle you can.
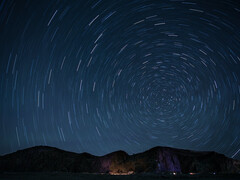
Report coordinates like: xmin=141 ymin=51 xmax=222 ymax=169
xmin=1 ymin=0 xmax=240 ymax=160
xmin=1 ymin=145 xmax=240 ymax=175
xmin=1 ymin=144 xmax=240 ymax=161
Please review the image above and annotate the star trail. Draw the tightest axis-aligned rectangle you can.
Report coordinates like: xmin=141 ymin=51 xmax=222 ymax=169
xmin=0 ymin=0 xmax=240 ymax=159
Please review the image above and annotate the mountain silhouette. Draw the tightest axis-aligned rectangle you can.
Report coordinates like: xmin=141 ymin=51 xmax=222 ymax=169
xmin=0 ymin=146 xmax=240 ymax=175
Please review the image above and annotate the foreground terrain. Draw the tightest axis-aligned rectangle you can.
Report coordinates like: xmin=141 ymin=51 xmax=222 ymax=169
xmin=1 ymin=172 xmax=240 ymax=180
xmin=0 ymin=146 xmax=240 ymax=175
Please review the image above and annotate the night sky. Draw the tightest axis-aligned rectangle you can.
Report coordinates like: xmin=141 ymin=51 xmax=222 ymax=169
xmin=0 ymin=0 xmax=240 ymax=159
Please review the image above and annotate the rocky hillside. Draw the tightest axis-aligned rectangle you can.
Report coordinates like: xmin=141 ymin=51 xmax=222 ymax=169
xmin=0 ymin=146 xmax=239 ymax=174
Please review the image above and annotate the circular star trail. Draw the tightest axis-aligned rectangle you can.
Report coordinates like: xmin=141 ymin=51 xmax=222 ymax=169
xmin=0 ymin=0 xmax=240 ymax=159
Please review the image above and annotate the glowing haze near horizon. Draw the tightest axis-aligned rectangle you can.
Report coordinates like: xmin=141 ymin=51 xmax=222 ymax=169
xmin=0 ymin=0 xmax=240 ymax=159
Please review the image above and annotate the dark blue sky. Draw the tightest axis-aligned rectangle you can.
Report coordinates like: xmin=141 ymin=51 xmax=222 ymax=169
xmin=0 ymin=0 xmax=240 ymax=159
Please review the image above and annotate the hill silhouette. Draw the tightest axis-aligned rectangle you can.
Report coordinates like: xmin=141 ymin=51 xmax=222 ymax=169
xmin=0 ymin=146 xmax=240 ymax=175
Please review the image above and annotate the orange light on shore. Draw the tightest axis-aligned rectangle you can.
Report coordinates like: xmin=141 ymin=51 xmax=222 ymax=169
xmin=109 ymin=171 xmax=134 ymax=175
xmin=189 ymin=172 xmax=196 ymax=175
